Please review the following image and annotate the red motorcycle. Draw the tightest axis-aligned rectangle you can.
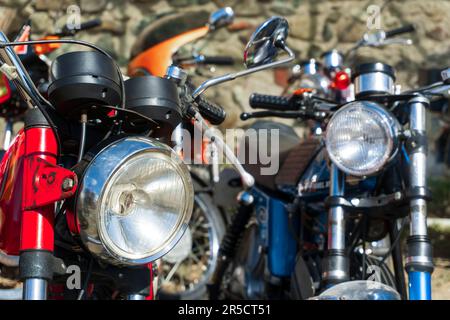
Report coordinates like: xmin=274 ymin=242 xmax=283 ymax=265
xmin=0 ymin=28 xmax=194 ymax=300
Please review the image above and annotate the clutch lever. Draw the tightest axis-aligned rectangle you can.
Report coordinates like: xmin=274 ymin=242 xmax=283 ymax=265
xmin=190 ymin=109 xmax=255 ymax=189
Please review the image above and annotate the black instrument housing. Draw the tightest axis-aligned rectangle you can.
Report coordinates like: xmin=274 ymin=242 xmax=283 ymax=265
xmin=124 ymin=76 xmax=182 ymax=136
xmin=48 ymin=51 xmax=121 ymax=119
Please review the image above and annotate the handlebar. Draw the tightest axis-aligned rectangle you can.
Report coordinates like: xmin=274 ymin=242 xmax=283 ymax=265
xmin=195 ymin=94 xmax=227 ymax=125
xmin=243 ymin=91 xmax=336 ymax=121
xmin=79 ymin=19 xmax=102 ymax=31
xmin=199 ymin=55 xmax=234 ymax=66
xmin=241 ymin=110 xmax=307 ymax=120
xmin=249 ymin=93 xmax=297 ymax=111
xmin=56 ymin=19 xmax=102 ymax=36
xmin=385 ymin=24 xmax=415 ymax=38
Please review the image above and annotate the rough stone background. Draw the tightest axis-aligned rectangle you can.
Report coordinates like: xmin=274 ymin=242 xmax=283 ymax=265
xmin=0 ymin=0 xmax=449 ymax=298
xmin=0 ymin=0 xmax=449 ymax=130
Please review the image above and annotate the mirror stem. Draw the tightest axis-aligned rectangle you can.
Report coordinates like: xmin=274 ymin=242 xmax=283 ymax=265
xmin=192 ymin=45 xmax=294 ymax=99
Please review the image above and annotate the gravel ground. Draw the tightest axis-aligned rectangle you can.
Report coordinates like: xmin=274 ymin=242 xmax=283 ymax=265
xmin=432 ymin=259 xmax=450 ymax=300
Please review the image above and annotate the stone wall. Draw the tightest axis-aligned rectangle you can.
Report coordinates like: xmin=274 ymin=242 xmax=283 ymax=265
xmin=0 ymin=0 xmax=449 ymax=129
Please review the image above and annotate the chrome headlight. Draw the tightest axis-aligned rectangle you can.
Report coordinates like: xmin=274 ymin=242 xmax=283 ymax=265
xmin=325 ymin=101 xmax=400 ymax=176
xmin=76 ymin=136 xmax=194 ymax=265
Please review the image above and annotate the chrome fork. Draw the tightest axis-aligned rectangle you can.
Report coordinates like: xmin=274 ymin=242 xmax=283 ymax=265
xmin=23 ymin=278 xmax=47 ymax=300
xmin=405 ymin=95 xmax=433 ymax=300
xmin=322 ymin=164 xmax=349 ymax=286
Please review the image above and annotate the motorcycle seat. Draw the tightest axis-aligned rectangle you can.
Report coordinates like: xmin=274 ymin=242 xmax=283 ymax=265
xmin=240 ymin=120 xmax=322 ymax=192
xmin=240 ymin=120 xmax=300 ymax=191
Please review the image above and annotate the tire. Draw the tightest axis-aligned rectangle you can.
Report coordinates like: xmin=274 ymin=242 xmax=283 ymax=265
xmin=158 ymin=187 xmax=225 ymax=300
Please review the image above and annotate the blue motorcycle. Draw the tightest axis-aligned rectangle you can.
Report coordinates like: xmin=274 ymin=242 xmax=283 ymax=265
xmin=206 ymin=19 xmax=449 ymax=300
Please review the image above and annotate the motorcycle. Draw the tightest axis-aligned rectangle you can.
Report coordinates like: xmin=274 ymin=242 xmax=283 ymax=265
xmin=0 ymin=15 xmax=294 ymax=300
xmin=128 ymin=7 xmax=237 ymax=78
xmin=133 ymin=15 xmax=293 ymax=300
xmin=0 ymin=29 xmax=197 ymax=300
xmin=128 ymin=7 xmax=237 ymax=299
xmin=285 ymin=24 xmax=417 ymax=101
xmin=208 ymin=20 xmax=450 ymax=300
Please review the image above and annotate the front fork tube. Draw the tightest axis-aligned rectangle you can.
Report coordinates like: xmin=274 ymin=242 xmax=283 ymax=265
xmin=322 ymin=164 xmax=349 ymax=286
xmin=405 ymin=96 xmax=433 ymax=300
xmin=19 ymin=110 xmax=57 ymax=300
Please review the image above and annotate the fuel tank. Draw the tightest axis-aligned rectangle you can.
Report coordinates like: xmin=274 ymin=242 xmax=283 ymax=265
xmin=278 ymin=144 xmax=377 ymax=199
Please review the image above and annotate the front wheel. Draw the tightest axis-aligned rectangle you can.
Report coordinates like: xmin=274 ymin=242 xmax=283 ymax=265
xmin=158 ymin=190 xmax=225 ymax=300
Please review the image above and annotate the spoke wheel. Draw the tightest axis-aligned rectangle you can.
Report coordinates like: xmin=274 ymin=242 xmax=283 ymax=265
xmin=159 ymin=192 xmax=224 ymax=299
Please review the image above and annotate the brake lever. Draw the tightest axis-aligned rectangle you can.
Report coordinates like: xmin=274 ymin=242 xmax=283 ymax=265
xmin=360 ymin=30 xmax=413 ymax=47
xmin=373 ymin=38 xmax=413 ymax=47
xmin=191 ymin=110 xmax=255 ymax=189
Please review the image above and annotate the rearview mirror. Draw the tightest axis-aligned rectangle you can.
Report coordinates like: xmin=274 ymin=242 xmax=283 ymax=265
xmin=244 ymin=16 xmax=289 ymax=68
xmin=192 ymin=16 xmax=293 ymax=99
xmin=208 ymin=7 xmax=234 ymax=31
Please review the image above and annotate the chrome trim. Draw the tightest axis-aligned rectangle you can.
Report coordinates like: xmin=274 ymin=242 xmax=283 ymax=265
xmin=322 ymin=50 xmax=343 ymax=70
xmin=405 ymin=255 xmax=433 ymax=265
xmin=165 ymin=65 xmax=187 ymax=85
xmin=126 ymin=294 xmax=146 ymax=300
xmin=328 ymin=164 xmax=346 ymax=250
xmin=3 ymin=120 xmax=13 ymax=150
xmin=76 ymin=136 xmax=194 ymax=266
xmin=301 ymin=59 xmax=320 ymax=75
xmin=208 ymin=7 xmax=234 ymax=31
xmin=354 ymin=72 xmax=394 ymax=96
xmin=192 ymin=45 xmax=294 ymax=99
xmin=322 ymin=270 xmax=347 ymax=279
xmin=408 ymin=97 xmax=429 ymax=237
xmin=325 ymin=101 xmax=401 ymax=176
xmin=23 ymin=278 xmax=47 ymax=300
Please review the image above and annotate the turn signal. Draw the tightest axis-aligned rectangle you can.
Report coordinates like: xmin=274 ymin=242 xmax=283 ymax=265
xmin=332 ymin=70 xmax=351 ymax=90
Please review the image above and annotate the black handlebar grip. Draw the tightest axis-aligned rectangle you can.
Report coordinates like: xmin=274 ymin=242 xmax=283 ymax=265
xmin=201 ymin=56 xmax=235 ymax=66
xmin=241 ymin=110 xmax=305 ymax=121
xmin=385 ymin=24 xmax=415 ymax=38
xmin=78 ymin=19 xmax=102 ymax=31
xmin=249 ymin=93 xmax=294 ymax=111
xmin=196 ymin=96 xmax=226 ymax=125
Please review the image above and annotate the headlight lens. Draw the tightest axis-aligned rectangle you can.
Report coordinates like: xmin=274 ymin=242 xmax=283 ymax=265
xmin=325 ymin=101 xmax=399 ymax=176
xmin=77 ymin=136 xmax=193 ymax=265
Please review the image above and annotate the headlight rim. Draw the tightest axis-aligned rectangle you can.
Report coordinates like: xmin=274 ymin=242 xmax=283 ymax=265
xmin=325 ymin=100 xmax=400 ymax=177
xmin=76 ymin=136 xmax=193 ymax=266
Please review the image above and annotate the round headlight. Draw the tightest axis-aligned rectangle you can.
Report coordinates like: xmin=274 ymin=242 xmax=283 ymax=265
xmin=76 ymin=136 xmax=194 ymax=265
xmin=325 ymin=101 xmax=400 ymax=176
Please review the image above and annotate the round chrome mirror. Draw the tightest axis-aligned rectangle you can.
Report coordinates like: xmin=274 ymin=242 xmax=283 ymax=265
xmin=244 ymin=16 xmax=289 ymax=68
xmin=208 ymin=7 xmax=234 ymax=31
